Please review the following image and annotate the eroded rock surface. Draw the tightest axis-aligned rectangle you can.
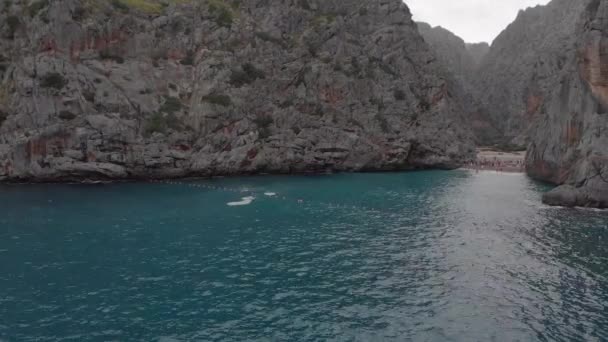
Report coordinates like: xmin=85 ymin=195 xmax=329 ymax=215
xmin=527 ymin=0 xmax=608 ymax=208
xmin=0 ymin=0 xmax=474 ymax=181
xmin=474 ymin=0 xmax=591 ymax=146
xmin=417 ymin=0 xmax=608 ymax=208
xmin=417 ymin=22 xmax=500 ymax=145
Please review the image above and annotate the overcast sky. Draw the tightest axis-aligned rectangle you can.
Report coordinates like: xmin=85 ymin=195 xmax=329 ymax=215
xmin=405 ymin=0 xmax=552 ymax=43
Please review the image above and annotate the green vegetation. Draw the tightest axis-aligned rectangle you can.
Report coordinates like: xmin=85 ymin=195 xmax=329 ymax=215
xmin=6 ymin=16 xmax=19 ymax=39
xmin=348 ymin=118 xmax=364 ymax=129
xmin=180 ymin=51 xmax=194 ymax=66
xmin=58 ymin=110 xmax=77 ymax=121
xmin=111 ymin=0 xmax=164 ymax=14
xmin=107 ymin=0 xmax=194 ymax=15
xmin=313 ymin=14 xmax=336 ymax=27
xmin=0 ymin=110 xmax=7 ymax=127
xmin=492 ymin=142 xmax=527 ymax=152
xmin=110 ymin=0 xmax=130 ymax=11
xmin=40 ymin=73 xmax=67 ymax=90
xmin=72 ymin=5 xmax=87 ymax=20
xmin=28 ymin=0 xmax=49 ymax=17
xmin=83 ymin=90 xmax=95 ymax=102
xmin=279 ymin=98 xmax=294 ymax=109
xmin=99 ymin=49 xmax=125 ymax=64
xmin=305 ymin=40 xmax=320 ymax=57
xmin=229 ymin=63 xmax=265 ymax=87
xmin=255 ymin=116 xmax=274 ymax=140
xmin=145 ymin=112 xmax=166 ymax=135
xmin=253 ymin=115 xmax=273 ymax=129
xmin=0 ymin=84 xmax=10 ymax=108
xmin=393 ymin=89 xmax=406 ymax=101
xmin=297 ymin=0 xmax=311 ymax=10
xmin=201 ymin=94 xmax=232 ymax=107
xmin=2 ymin=0 xmax=11 ymax=13
xmin=209 ymin=0 xmax=235 ymax=27
xmin=418 ymin=99 xmax=430 ymax=111
xmin=159 ymin=96 xmax=183 ymax=114
xmin=375 ymin=114 xmax=390 ymax=133
xmin=144 ymin=111 xmax=181 ymax=136
xmin=334 ymin=56 xmax=363 ymax=78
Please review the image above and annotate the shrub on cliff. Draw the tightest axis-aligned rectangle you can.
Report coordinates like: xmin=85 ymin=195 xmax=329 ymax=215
xmin=253 ymin=115 xmax=274 ymax=129
xmin=160 ymin=96 xmax=183 ymax=114
xmin=202 ymin=94 xmax=232 ymax=107
xmin=393 ymin=89 xmax=406 ymax=101
xmin=58 ymin=110 xmax=76 ymax=121
xmin=40 ymin=73 xmax=67 ymax=90
xmin=144 ymin=112 xmax=182 ymax=136
xmin=209 ymin=0 xmax=234 ymax=27
xmin=28 ymin=0 xmax=49 ymax=17
xmin=0 ymin=110 xmax=7 ymax=127
xmin=99 ymin=49 xmax=125 ymax=64
xmin=180 ymin=51 xmax=195 ymax=66
xmin=229 ymin=63 xmax=265 ymax=87
xmin=5 ymin=16 xmax=19 ymax=39
xmin=145 ymin=112 xmax=166 ymax=135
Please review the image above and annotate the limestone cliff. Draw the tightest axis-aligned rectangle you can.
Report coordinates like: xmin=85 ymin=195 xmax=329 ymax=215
xmin=475 ymin=0 xmax=590 ymax=146
xmin=417 ymin=0 xmax=608 ymax=208
xmin=527 ymin=0 xmax=608 ymax=208
xmin=0 ymin=0 xmax=474 ymax=182
xmin=417 ymin=22 xmax=500 ymax=144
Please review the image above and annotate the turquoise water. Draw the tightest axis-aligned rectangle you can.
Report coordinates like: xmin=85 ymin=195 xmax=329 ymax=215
xmin=1 ymin=170 xmax=608 ymax=341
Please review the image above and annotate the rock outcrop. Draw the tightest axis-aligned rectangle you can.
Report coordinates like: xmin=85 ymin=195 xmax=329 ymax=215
xmin=417 ymin=22 xmax=500 ymax=144
xmin=0 ymin=0 xmax=474 ymax=182
xmin=474 ymin=0 xmax=591 ymax=146
xmin=417 ymin=23 xmax=478 ymax=92
xmin=527 ymin=0 xmax=608 ymax=208
xmin=417 ymin=0 xmax=608 ymax=208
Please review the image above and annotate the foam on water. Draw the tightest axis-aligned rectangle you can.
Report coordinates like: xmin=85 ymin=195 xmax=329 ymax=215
xmin=227 ymin=196 xmax=255 ymax=206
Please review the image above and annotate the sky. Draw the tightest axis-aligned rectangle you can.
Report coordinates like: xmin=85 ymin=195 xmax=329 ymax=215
xmin=406 ymin=0 xmax=552 ymax=43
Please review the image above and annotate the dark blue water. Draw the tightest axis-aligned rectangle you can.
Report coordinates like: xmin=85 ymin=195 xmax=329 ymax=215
xmin=1 ymin=171 xmax=607 ymax=341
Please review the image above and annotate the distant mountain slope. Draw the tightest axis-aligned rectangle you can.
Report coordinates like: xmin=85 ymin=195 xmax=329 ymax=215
xmin=417 ymin=22 xmax=500 ymax=144
xmin=466 ymin=43 xmax=490 ymax=67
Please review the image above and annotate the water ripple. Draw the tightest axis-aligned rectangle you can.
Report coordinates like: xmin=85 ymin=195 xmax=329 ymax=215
xmin=0 ymin=171 xmax=607 ymax=341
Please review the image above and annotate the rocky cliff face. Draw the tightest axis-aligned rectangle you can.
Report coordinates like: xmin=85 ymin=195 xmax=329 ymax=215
xmin=474 ymin=0 xmax=591 ymax=146
xmin=417 ymin=0 xmax=608 ymax=208
xmin=0 ymin=0 xmax=474 ymax=182
xmin=417 ymin=22 xmax=500 ymax=144
xmin=417 ymin=23 xmax=476 ymax=91
xmin=527 ymin=0 xmax=608 ymax=208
